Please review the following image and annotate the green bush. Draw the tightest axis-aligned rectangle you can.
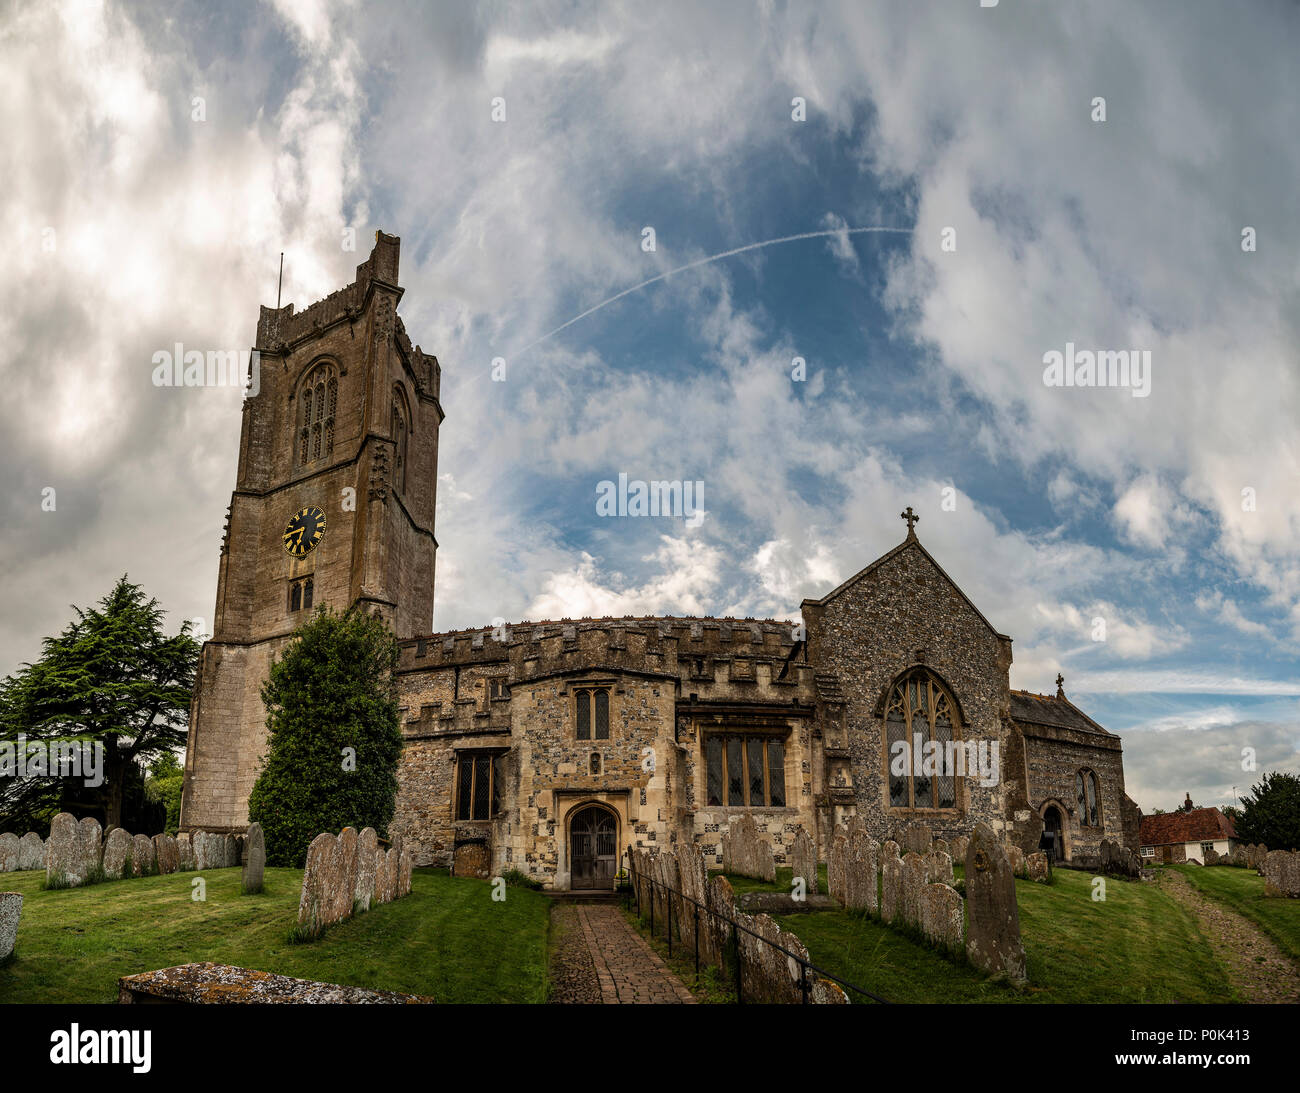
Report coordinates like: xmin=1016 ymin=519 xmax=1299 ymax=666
xmin=247 ymin=607 xmax=402 ymax=868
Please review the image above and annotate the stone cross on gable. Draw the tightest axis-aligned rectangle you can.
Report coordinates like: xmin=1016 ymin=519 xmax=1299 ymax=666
xmin=1056 ymin=673 xmax=1065 ymax=698
xmin=900 ymin=506 xmax=919 ymax=537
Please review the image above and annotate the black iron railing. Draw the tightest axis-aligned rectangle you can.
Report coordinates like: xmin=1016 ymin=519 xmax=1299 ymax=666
xmin=624 ymin=847 xmax=888 ymax=1004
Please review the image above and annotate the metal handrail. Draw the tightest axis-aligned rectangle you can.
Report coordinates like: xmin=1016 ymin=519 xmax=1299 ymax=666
xmin=625 ymin=847 xmax=889 ymax=1004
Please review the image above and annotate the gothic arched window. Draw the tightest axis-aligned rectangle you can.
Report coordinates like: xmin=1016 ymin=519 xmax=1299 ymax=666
xmin=1076 ymin=769 xmax=1100 ymax=827
xmin=391 ymin=386 xmax=410 ymax=493
xmin=297 ymin=361 xmax=337 ymax=468
xmin=883 ymin=668 xmax=961 ymax=810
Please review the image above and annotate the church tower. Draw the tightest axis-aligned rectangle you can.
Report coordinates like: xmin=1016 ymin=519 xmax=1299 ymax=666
xmin=180 ymin=232 xmax=442 ymax=832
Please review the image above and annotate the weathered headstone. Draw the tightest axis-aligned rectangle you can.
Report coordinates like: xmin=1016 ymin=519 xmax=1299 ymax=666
xmin=932 ymin=837 xmax=950 ymax=857
xmin=354 ymin=828 xmax=378 ymax=911
xmin=242 ymin=822 xmax=265 ymax=894
xmin=827 ymin=834 xmax=848 ymax=907
xmin=335 ymin=827 xmax=359 ymax=922
xmin=0 ymin=833 xmax=19 ymax=873
xmin=921 ymin=882 xmax=964 ymax=953
xmin=901 ymin=851 xmax=925 ymax=928
xmin=132 ymin=834 xmax=156 ymax=876
xmin=706 ymin=873 xmax=736 ymax=969
xmin=965 ymin=822 xmax=1026 ymax=980
xmin=1026 ymin=850 xmax=1050 ymax=883
xmin=77 ymin=817 xmax=103 ymax=880
xmin=299 ymin=832 xmax=346 ymax=936
xmin=154 ymin=834 xmax=179 ymax=875
xmin=0 ymin=892 xmax=21 ymax=960
xmin=1005 ymin=843 xmax=1026 ymax=879
xmin=18 ymin=833 xmax=45 ymax=871
xmin=790 ymin=826 xmax=818 ymax=895
xmin=950 ymin=834 xmax=969 ymax=863
xmin=1228 ymin=846 xmax=1247 ymax=868
xmin=901 ymin=822 xmax=933 ymax=857
xmin=1262 ymin=850 xmax=1300 ymax=898
xmin=177 ymin=832 xmax=195 ymax=871
xmin=102 ymin=828 xmax=132 ymax=879
xmin=190 ymin=830 xmax=207 ymax=870
xmin=1204 ymin=846 xmax=1221 ymax=866
xmin=925 ymin=849 xmax=954 ymax=886
xmin=224 ymin=834 xmax=238 ymax=869
xmin=846 ymin=830 xmax=879 ymax=914
xmin=46 ymin=813 xmax=80 ymax=886
xmin=881 ymin=845 xmax=903 ymax=925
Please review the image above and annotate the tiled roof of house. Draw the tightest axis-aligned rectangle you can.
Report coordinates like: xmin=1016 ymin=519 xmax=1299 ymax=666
xmin=1139 ymin=807 xmax=1236 ymax=847
xmin=1009 ymin=690 xmax=1115 ymax=738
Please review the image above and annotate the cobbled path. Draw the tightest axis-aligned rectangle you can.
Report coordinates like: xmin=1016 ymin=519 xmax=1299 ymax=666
xmin=550 ymin=902 xmax=695 ymax=1004
xmin=1160 ymin=869 xmax=1300 ymax=1003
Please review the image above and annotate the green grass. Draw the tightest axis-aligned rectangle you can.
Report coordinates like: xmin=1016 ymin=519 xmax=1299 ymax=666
xmin=719 ymin=867 xmax=1236 ymax=1003
xmin=0 ymin=867 xmax=550 ymax=1004
xmin=1171 ymin=864 xmax=1300 ymax=964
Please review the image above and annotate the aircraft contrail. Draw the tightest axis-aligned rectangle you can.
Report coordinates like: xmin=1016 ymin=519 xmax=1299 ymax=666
xmin=509 ymin=225 xmax=913 ymax=358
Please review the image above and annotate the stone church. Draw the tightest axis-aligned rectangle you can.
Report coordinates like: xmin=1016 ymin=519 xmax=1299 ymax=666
xmin=180 ymin=232 xmax=1141 ymax=888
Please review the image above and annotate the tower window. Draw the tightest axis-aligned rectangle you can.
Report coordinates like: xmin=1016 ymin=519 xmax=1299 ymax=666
xmin=574 ymin=685 xmax=611 ymax=740
xmin=288 ymin=577 xmax=313 ymax=613
xmin=297 ymin=362 xmax=337 ymax=468
xmin=391 ymin=386 xmax=411 ymax=493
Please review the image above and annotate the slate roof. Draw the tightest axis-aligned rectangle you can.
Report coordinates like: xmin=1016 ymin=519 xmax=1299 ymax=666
xmin=1009 ymin=690 xmax=1116 ymax=738
xmin=1139 ymin=808 xmax=1237 ymax=847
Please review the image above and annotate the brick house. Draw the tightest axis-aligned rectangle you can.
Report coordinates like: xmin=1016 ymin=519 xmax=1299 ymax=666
xmin=1139 ymin=800 xmax=1238 ymax=864
xmin=180 ymin=232 xmax=1142 ymax=888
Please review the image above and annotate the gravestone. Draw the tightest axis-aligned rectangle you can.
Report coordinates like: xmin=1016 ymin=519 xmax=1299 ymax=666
xmin=354 ymin=828 xmax=378 ymax=911
xmin=1262 ymin=850 xmax=1300 ymax=898
xmin=901 ymin=851 xmax=925 ymax=928
xmin=0 ymin=833 xmax=18 ymax=872
xmin=925 ymin=849 xmax=954 ymax=886
xmin=706 ymin=873 xmax=737 ymax=970
xmin=224 ymin=834 xmax=238 ymax=869
xmin=932 ymin=837 xmax=950 ymax=857
xmin=46 ymin=813 xmax=81 ymax=886
xmin=190 ymin=830 xmax=207 ymax=870
xmin=1228 ymin=846 xmax=1247 ymax=868
xmin=77 ymin=817 xmax=103 ymax=880
xmin=1005 ymin=844 xmax=1026 ymax=879
xmin=18 ymin=833 xmax=45 ymax=871
xmin=827 ymin=834 xmax=848 ymax=907
xmin=950 ymin=834 xmax=969 ymax=863
xmin=846 ymin=831 xmax=879 ymax=914
xmin=132 ymin=834 xmax=156 ymax=876
xmin=790 ymin=826 xmax=818 ymax=895
xmin=177 ymin=832 xmax=195 ymax=871
xmin=0 ymin=892 xmax=20 ymax=960
xmin=242 ymin=822 xmax=265 ymax=893
xmin=902 ymin=822 xmax=933 ymax=857
xmin=335 ymin=828 xmax=359 ymax=923
xmin=921 ymin=882 xmax=964 ymax=954
xmin=154 ymin=834 xmax=179 ymax=875
xmin=1204 ymin=847 xmax=1221 ymax=866
xmin=965 ymin=822 xmax=1026 ymax=980
xmin=880 ymin=845 xmax=903 ymax=925
xmin=102 ymin=828 xmax=132 ymax=879
xmin=1026 ymin=850 xmax=1050 ymax=883
xmin=299 ymin=832 xmax=344 ymax=936
xmin=395 ymin=835 xmax=412 ymax=899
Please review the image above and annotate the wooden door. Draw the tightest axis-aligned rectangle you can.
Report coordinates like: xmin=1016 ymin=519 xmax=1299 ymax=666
xmin=570 ymin=807 xmax=617 ymax=889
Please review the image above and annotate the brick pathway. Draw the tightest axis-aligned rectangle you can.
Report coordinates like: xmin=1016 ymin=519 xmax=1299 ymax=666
xmin=572 ymin=904 xmax=696 ymax=1004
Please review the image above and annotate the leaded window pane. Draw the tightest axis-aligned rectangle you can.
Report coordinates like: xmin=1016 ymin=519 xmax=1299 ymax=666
xmin=767 ymin=739 xmax=785 ymax=807
xmin=474 ymin=755 xmax=492 ymax=819
xmin=456 ymin=757 xmax=473 ymax=821
xmin=887 ymin=713 xmax=908 ymax=807
xmin=706 ymin=736 xmax=723 ymax=806
xmin=727 ymin=737 xmax=744 ymax=806
xmin=935 ymin=711 xmax=955 ymax=808
xmin=594 ymin=689 xmax=610 ymax=739
xmin=1086 ymin=772 xmax=1098 ymax=826
xmin=576 ymin=690 xmax=590 ymax=739
xmin=747 ymin=737 xmax=765 ymax=805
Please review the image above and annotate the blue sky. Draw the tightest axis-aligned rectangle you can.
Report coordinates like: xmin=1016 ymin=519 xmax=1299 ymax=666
xmin=1 ymin=0 xmax=1298 ymax=813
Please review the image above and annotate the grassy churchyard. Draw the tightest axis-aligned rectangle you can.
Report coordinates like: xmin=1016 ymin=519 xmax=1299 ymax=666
xmin=0 ymin=867 xmax=549 ymax=1004
xmin=720 ymin=863 xmax=1276 ymax=1004
xmin=4 ymin=858 xmax=1296 ymax=1004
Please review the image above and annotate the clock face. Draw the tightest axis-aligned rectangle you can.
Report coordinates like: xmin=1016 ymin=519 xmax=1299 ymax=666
xmin=283 ymin=506 xmax=326 ymax=558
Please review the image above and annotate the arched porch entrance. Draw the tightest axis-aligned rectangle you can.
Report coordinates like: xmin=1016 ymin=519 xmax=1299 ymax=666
xmin=569 ymin=804 xmax=619 ymax=890
xmin=1042 ymin=802 xmax=1066 ymax=862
